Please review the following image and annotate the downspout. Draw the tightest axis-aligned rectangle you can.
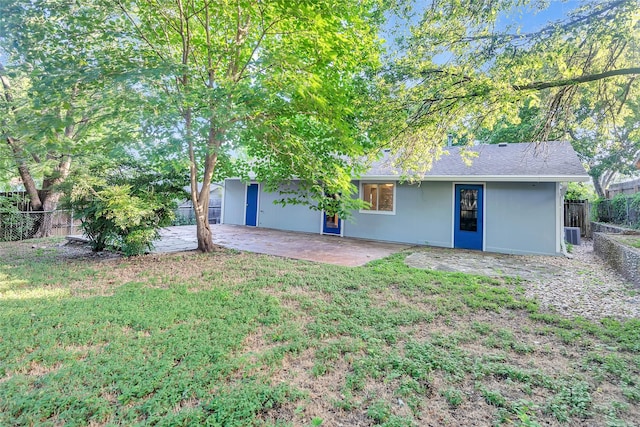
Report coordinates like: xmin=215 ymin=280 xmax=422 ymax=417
xmin=559 ymin=182 xmax=568 ymax=256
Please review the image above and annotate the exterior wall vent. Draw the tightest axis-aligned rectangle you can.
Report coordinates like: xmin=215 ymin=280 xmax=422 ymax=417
xmin=564 ymin=226 xmax=581 ymax=245
xmin=498 ymin=143 xmax=508 ymax=147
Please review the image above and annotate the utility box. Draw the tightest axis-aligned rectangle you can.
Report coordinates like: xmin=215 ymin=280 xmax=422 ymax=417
xmin=564 ymin=227 xmax=581 ymax=245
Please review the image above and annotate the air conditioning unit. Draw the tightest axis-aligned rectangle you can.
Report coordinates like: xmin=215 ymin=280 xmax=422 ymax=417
xmin=564 ymin=227 xmax=581 ymax=245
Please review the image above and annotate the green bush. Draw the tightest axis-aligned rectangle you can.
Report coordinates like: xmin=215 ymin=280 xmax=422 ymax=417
xmin=590 ymin=198 xmax=603 ymax=222
xmin=611 ymin=194 xmax=628 ymax=225
xmin=565 ymin=182 xmax=595 ymax=202
xmin=0 ymin=195 xmax=35 ymax=241
xmin=65 ymin=169 xmax=187 ymax=256
xmin=594 ymin=193 xmax=640 ymax=228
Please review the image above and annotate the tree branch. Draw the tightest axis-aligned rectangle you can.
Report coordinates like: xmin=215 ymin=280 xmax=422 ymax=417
xmin=116 ymin=0 xmax=166 ymax=61
xmin=456 ymin=0 xmax=629 ymax=45
xmin=512 ymin=67 xmax=640 ymax=91
xmin=6 ymin=137 xmax=43 ymax=210
xmin=0 ymin=62 xmax=14 ymax=105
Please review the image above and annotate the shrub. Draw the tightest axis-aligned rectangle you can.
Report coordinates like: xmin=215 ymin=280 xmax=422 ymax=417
xmin=611 ymin=194 xmax=629 ymax=225
xmin=594 ymin=194 xmax=640 ymax=228
xmin=565 ymin=182 xmax=595 ymax=202
xmin=590 ymin=198 xmax=603 ymax=222
xmin=65 ymin=168 xmax=187 ymax=256
xmin=0 ymin=195 xmax=35 ymax=241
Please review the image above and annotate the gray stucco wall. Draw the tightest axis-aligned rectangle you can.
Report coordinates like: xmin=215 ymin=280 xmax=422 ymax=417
xmin=222 ymin=179 xmax=247 ymax=225
xmin=223 ymin=180 xmax=320 ymax=232
xmin=257 ymin=183 xmax=319 ymax=233
xmin=224 ymin=178 xmax=560 ymax=255
xmin=344 ymin=181 xmax=453 ymax=247
xmin=485 ymin=182 xmax=557 ymax=255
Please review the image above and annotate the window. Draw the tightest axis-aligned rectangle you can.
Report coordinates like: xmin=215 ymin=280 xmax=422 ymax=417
xmin=361 ymin=183 xmax=395 ymax=213
xmin=459 ymin=189 xmax=478 ymax=231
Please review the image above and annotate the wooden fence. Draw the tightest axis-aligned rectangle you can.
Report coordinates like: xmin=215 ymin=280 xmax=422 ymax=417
xmin=564 ymin=200 xmax=590 ymax=237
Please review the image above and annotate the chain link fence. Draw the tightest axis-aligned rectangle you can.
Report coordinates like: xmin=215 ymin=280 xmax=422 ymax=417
xmin=593 ymin=195 xmax=640 ymax=229
xmin=173 ymin=206 xmax=221 ymax=226
xmin=0 ymin=210 xmax=81 ymax=241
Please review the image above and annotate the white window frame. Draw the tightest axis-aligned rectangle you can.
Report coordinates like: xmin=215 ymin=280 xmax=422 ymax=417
xmin=359 ymin=181 xmax=397 ymax=215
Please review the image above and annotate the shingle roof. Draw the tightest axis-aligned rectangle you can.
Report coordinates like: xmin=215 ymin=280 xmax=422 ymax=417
xmin=363 ymin=141 xmax=589 ymax=182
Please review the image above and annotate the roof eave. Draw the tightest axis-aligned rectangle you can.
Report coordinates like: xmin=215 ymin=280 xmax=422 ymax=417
xmin=359 ymin=174 xmax=591 ymax=182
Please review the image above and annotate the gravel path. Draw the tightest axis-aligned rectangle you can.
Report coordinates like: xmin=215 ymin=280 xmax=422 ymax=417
xmin=521 ymin=240 xmax=640 ymax=320
xmin=405 ymin=241 xmax=640 ymax=321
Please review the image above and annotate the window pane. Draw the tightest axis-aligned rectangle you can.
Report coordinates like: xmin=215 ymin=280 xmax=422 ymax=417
xmin=378 ymin=184 xmax=394 ymax=211
xmin=326 ymin=214 xmax=339 ymax=229
xmin=363 ymin=184 xmax=378 ymax=210
xmin=459 ymin=189 xmax=478 ymax=231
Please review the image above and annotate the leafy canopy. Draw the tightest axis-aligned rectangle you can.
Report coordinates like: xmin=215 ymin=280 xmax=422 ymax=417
xmin=119 ymin=0 xmax=391 ymax=222
xmin=383 ymin=0 xmax=639 ymax=183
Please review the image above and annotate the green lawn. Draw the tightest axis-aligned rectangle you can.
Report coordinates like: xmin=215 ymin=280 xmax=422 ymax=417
xmin=1 ymin=239 xmax=639 ymax=426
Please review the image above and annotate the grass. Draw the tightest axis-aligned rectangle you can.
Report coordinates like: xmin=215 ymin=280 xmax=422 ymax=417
xmin=1 ymin=240 xmax=640 ymax=426
xmin=612 ymin=235 xmax=640 ymax=250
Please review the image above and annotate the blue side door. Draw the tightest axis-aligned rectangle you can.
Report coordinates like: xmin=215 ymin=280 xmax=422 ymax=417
xmin=322 ymin=212 xmax=342 ymax=235
xmin=454 ymin=184 xmax=483 ymax=250
xmin=245 ymin=184 xmax=258 ymax=226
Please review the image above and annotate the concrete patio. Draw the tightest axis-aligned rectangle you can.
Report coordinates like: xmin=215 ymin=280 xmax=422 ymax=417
xmin=154 ymin=224 xmax=412 ymax=267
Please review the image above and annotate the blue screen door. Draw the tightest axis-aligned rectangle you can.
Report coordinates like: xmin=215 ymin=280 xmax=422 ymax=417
xmin=322 ymin=212 xmax=342 ymax=235
xmin=454 ymin=184 xmax=483 ymax=250
xmin=245 ymin=184 xmax=258 ymax=226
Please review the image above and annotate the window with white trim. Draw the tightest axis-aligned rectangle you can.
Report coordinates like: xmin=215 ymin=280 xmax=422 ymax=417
xmin=361 ymin=183 xmax=395 ymax=213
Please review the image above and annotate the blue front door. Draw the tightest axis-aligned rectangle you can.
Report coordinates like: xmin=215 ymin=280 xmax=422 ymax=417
xmin=454 ymin=184 xmax=483 ymax=250
xmin=245 ymin=184 xmax=258 ymax=226
xmin=322 ymin=212 xmax=341 ymax=235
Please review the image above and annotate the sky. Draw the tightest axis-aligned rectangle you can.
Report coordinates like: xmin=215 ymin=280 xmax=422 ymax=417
xmin=382 ymin=0 xmax=582 ymax=54
xmin=500 ymin=0 xmax=580 ymax=32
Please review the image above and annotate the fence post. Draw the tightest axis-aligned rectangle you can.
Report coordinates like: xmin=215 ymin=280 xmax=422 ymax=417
xmin=68 ymin=210 xmax=74 ymax=234
xmin=586 ymin=201 xmax=591 ymax=237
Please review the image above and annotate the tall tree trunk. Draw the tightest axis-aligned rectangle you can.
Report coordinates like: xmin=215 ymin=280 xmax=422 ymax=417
xmin=6 ymin=137 xmax=43 ymax=209
xmin=193 ymin=188 xmax=214 ymax=252
xmin=190 ymin=150 xmax=218 ymax=252
xmin=33 ymin=193 xmax=61 ymax=238
xmin=33 ymin=154 xmax=71 ymax=237
xmin=593 ymin=177 xmax=606 ymax=199
xmin=185 ymin=105 xmax=216 ymax=252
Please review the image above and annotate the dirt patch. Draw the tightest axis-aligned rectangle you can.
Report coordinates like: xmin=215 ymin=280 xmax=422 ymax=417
xmin=267 ymin=349 xmax=370 ymax=426
xmin=405 ymin=242 xmax=640 ymax=320
xmin=23 ymin=360 xmax=63 ymax=377
xmin=406 ymin=248 xmax=564 ymax=281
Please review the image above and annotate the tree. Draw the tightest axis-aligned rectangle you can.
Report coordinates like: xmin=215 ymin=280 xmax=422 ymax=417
xmin=117 ymin=0 xmax=389 ymax=252
xmin=0 ymin=0 xmax=139 ymax=236
xmin=565 ymin=92 xmax=640 ymax=197
xmin=383 ymin=0 xmax=640 ymax=179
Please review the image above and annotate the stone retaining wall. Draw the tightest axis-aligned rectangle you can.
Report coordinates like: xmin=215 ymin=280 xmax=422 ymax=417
xmin=591 ymin=222 xmax=640 ymax=235
xmin=593 ymin=232 xmax=640 ymax=287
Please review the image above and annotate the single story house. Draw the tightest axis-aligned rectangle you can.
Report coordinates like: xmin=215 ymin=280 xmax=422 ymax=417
xmin=222 ymin=141 xmax=589 ymax=255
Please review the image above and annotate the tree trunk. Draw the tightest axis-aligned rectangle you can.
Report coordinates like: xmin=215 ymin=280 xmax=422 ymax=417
xmin=192 ymin=183 xmax=215 ymax=252
xmin=593 ymin=176 xmax=606 ymax=199
xmin=195 ymin=214 xmax=214 ymax=252
xmin=33 ymin=192 xmax=62 ymax=238
xmin=33 ymin=154 xmax=71 ymax=237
